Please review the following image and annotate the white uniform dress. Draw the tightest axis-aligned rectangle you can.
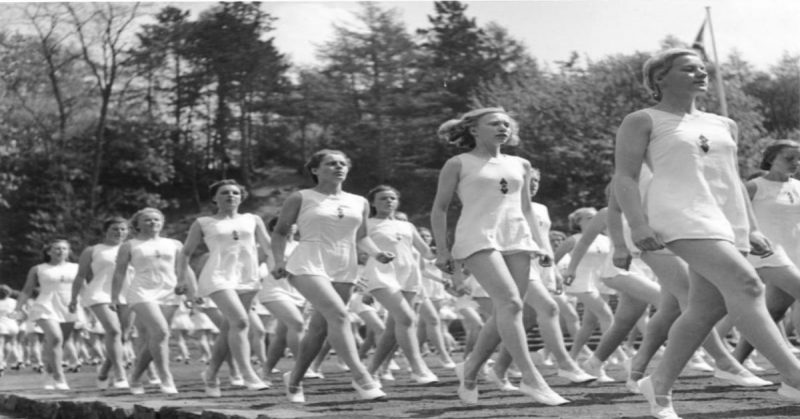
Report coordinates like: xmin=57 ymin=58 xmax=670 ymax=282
xmin=81 ymin=243 xmax=129 ymax=307
xmin=530 ymin=202 xmax=556 ymax=290
xmin=197 ymin=214 xmax=261 ymax=297
xmin=644 ymin=109 xmax=749 ymax=251
xmin=451 ymin=154 xmax=537 ymax=260
xmin=257 ymin=241 xmax=305 ymax=306
xmin=420 ymin=257 xmax=448 ymax=301
xmin=0 ymin=298 xmax=19 ymax=335
xmin=747 ymin=177 xmax=800 ymax=268
xmin=124 ymin=237 xmax=181 ymax=306
xmin=286 ymin=189 xmax=365 ymax=284
xmin=28 ymin=262 xmax=79 ymax=323
xmin=363 ymin=218 xmax=421 ymax=293
xmin=565 ymin=234 xmax=610 ymax=295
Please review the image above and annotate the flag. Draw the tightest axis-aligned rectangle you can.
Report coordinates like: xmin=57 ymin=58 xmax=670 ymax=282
xmin=691 ymin=18 xmax=708 ymax=61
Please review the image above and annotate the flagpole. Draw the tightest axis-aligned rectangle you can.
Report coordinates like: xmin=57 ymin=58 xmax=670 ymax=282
xmin=706 ymin=6 xmax=728 ymax=117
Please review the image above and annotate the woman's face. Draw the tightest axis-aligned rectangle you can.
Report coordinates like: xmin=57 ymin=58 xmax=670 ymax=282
xmin=48 ymin=241 xmax=70 ymax=263
xmin=657 ymin=54 xmax=708 ymax=96
xmin=214 ymin=184 xmax=243 ymax=210
xmin=549 ymin=233 xmax=565 ymax=250
xmin=771 ymin=147 xmax=800 ymax=177
xmin=314 ymin=153 xmax=350 ymax=183
xmin=418 ymin=229 xmax=432 ymax=245
xmin=136 ymin=212 xmax=164 ymax=235
xmin=372 ymin=190 xmax=399 ymax=216
xmin=472 ymin=112 xmax=512 ymax=147
xmin=105 ymin=222 xmax=129 ymax=243
xmin=529 ymin=172 xmax=541 ymax=197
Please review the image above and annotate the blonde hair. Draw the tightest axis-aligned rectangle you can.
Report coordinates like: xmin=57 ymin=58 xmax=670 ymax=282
xmin=437 ymin=107 xmax=520 ymax=148
xmin=568 ymin=207 xmax=597 ymax=232
xmin=642 ymin=48 xmax=701 ymax=100
xmin=130 ymin=207 xmax=164 ymax=232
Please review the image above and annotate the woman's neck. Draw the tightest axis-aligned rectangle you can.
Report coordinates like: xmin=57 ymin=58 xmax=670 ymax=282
xmin=313 ymin=182 xmax=343 ymax=195
xmin=373 ymin=212 xmax=394 ymax=220
xmin=138 ymin=231 xmax=159 ymax=240
xmin=103 ymin=238 xmax=123 ymax=246
xmin=655 ymin=94 xmax=699 ymax=115
xmin=215 ymin=207 xmax=238 ymax=218
xmin=471 ymin=142 xmax=501 ymax=158
xmin=764 ymin=171 xmax=791 ymax=182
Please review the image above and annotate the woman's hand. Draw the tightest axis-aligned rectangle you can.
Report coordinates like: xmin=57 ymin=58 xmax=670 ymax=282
xmin=750 ymin=230 xmax=774 ymax=257
xmin=271 ymin=260 xmax=288 ymax=279
xmin=612 ymin=246 xmax=633 ymax=270
xmin=68 ymin=300 xmax=78 ymax=314
xmin=630 ymin=224 xmax=665 ymax=252
xmin=563 ymin=267 xmax=577 ymax=286
xmin=435 ymin=250 xmax=454 ymax=274
xmin=533 ymin=251 xmax=553 ymax=267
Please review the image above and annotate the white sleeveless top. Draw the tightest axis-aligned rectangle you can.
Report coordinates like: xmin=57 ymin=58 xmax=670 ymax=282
xmin=196 ymin=214 xmax=261 ymax=296
xmin=452 ymin=153 xmax=537 ymax=259
xmin=82 ymin=243 xmax=128 ymax=306
xmin=750 ymin=177 xmax=800 ymax=267
xmin=363 ymin=218 xmax=421 ymax=293
xmin=29 ymin=262 xmax=79 ymax=322
xmin=125 ymin=237 xmax=181 ymax=305
xmin=529 ymin=202 xmax=556 ymax=287
xmin=644 ymin=109 xmax=749 ymax=251
xmin=286 ymin=189 xmax=366 ymax=283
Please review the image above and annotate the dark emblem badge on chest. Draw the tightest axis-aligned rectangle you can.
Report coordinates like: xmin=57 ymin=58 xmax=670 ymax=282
xmin=698 ymin=134 xmax=710 ymax=153
xmin=336 ymin=206 xmax=345 ymax=219
xmin=499 ymin=178 xmax=509 ymax=194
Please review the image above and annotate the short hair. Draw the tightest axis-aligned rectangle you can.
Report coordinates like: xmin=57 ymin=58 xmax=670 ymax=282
xmin=209 ymin=179 xmax=249 ymax=202
xmin=367 ymin=185 xmax=400 ymax=216
xmin=266 ymin=217 xmax=279 ymax=233
xmin=568 ymin=207 xmax=597 ymax=232
xmin=643 ymin=48 xmax=701 ymax=101
xmin=130 ymin=207 xmax=164 ymax=232
xmin=102 ymin=216 xmax=129 ymax=233
xmin=437 ymin=107 xmax=520 ymax=149
xmin=304 ymin=149 xmax=351 ymax=184
xmin=42 ymin=238 xmax=71 ymax=262
xmin=760 ymin=139 xmax=800 ymax=171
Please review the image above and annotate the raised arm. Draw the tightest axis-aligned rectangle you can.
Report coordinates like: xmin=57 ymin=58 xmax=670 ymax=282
xmin=430 ymin=157 xmax=461 ymax=273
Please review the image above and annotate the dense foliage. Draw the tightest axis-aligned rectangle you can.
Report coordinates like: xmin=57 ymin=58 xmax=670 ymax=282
xmin=1 ymin=1 xmax=798 ymax=286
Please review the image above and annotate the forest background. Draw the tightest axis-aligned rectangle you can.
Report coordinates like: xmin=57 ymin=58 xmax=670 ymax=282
xmin=1 ymin=1 xmax=798 ymax=287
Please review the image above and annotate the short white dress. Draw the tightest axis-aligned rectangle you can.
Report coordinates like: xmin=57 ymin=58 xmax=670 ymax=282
xmin=420 ymin=257 xmax=448 ymax=301
xmin=564 ymin=234 xmax=610 ymax=295
xmin=0 ymin=298 xmax=20 ymax=335
xmin=81 ymin=243 xmax=129 ymax=307
xmin=747 ymin=177 xmax=800 ymax=268
xmin=124 ymin=237 xmax=181 ymax=306
xmin=197 ymin=214 xmax=261 ymax=297
xmin=530 ymin=201 xmax=557 ymax=291
xmin=451 ymin=153 xmax=537 ymax=260
xmin=286 ymin=189 xmax=366 ymax=284
xmin=644 ymin=109 xmax=749 ymax=251
xmin=257 ymin=242 xmax=306 ymax=306
xmin=28 ymin=262 xmax=79 ymax=323
xmin=363 ymin=218 xmax=421 ymax=294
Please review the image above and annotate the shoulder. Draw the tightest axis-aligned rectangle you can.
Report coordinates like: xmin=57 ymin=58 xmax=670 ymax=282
xmin=80 ymin=245 xmax=97 ymax=258
xmin=623 ymin=109 xmax=655 ymax=127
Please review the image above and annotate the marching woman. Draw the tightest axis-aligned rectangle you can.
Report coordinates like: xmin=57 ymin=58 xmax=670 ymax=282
xmin=614 ymin=48 xmax=800 ymax=419
xmin=68 ymin=216 xmax=130 ymax=389
xmin=112 ymin=208 xmax=181 ymax=395
xmin=432 ymin=107 xmax=567 ymax=405
xmin=733 ymin=140 xmax=800 ymax=363
xmin=271 ymin=149 xmax=389 ymax=403
xmin=363 ymin=185 xmax=438 ymax=384
xmin=15 ymin=239 xmax=79 ymax=390
xmin=179 ymin=180 xmax=271 ymax=397
xmin=257 ymin=218 xmax=306 ymax=383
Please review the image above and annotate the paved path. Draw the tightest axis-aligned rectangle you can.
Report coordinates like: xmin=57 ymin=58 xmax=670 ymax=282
xmin=2 ymin=355 xmax=800 ymax=418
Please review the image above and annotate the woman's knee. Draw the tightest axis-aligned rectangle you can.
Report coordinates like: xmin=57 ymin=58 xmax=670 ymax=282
xmin=496 ymin=297 xmax=524 ymax=317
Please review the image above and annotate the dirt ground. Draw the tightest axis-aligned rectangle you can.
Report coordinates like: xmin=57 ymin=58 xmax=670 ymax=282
xmin=2 ymin=352 xmax=800 ymax=419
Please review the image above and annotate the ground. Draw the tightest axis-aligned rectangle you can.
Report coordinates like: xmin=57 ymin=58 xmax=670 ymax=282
xmin=2 ymin=352 xmax=800 ymax=419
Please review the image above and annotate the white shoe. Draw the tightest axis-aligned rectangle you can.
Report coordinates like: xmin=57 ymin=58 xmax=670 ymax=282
xmin=284 ymin=372 xmax=305 ymax=403
xmin=351 ymin=379 xmax=386 ymax=400
xmin=714 ymin=368 xmax=773 ymax=387
xmin=439 ymin=359 xmax=457 ymax=369
xmin=638 ymin=376 xmax=682 ymax=419
xmin=625 ymin=377 xmax=641 ymax=394
xmin=245 ymin=378 xmax=271 ymax=391
xmin=743 ymin=357 xmax=766 ymax=373
xmin=557 ymin=367 xmax=597 ymax=384
xmin=685 ymin=353 xmax=714 ymax=373
xmin=518 ymin=381 xmax=569 ymax=405
xmin=96 ymin=376 xmax=110 ymax=390
xmin=159 ymin=383 xmax=178 ymax=394
xmin=410 ymin=371 xmax=439 ymax=385
xmin=455 ymin=362 xmax=478 ymax=404
xmin=580 ymin=359 xmax=614 ymax=383
xmin=202 ymin=371 xmax=221 ymax=398
xmin=485 ymin=368 xmax=518 ymax=391
xmin=388 ymin=359 xmax=401 ymax=371
xmin=380 ymin=368 xmax=395 ymax=381
xmin=304 ymin=369 xmax=324 ymax=379
xmin=230 ymin=375 xmax=246 ymax=387
xmin=778 ymin=382 xmax=800 ymax=401
xmin=112 ymin=378 xmax=130 ymax=389
xmin=54 ymin=380 xmax=70 ymax=391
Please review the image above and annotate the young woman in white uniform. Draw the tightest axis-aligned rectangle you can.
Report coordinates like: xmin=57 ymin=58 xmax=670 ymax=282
xmin=69 ymin=216 xmax=131 ymax=389
xmin=615 ymin=48 xmax=800 ymax=418
xmin=432 ymin=107 xmax=567 ymax=405
xmin=271 ymin=149 xmax=391 ymax=403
